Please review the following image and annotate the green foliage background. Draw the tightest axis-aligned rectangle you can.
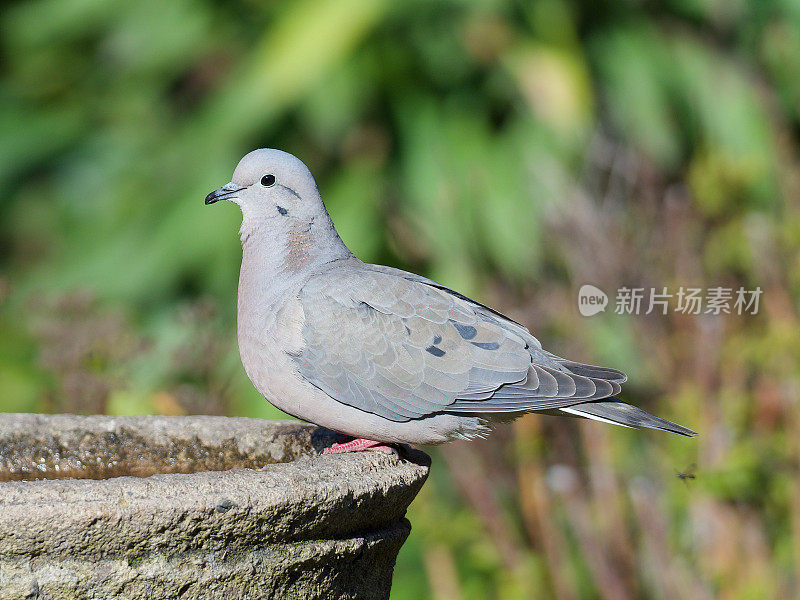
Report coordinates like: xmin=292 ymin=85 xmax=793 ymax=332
xmin=2 ymin=0 xmax=800 ymax=597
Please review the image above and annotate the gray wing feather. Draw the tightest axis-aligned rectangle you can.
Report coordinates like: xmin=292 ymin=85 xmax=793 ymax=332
xmin=293 ymin=265 xmax=627 ymax=422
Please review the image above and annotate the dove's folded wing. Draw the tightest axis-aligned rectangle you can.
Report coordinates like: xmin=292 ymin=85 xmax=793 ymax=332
xmin=292 ymin=267 xmax=627 ymax=422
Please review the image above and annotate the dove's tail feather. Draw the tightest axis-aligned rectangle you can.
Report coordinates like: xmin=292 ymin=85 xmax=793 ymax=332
xmin=559 ymin=399 xmax=697 ymax=437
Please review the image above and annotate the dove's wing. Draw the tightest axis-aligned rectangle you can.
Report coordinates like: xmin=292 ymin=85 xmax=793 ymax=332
xmin=292 ymin=265 xmax=627 ymax=423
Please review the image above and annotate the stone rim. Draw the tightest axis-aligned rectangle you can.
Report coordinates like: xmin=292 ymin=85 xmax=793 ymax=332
xmin=0 ymin=414 xmax=430 ymax=559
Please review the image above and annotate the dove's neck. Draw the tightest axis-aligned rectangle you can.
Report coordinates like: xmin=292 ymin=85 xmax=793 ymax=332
xmin=237 ymin=213 xmax=352 ymax=320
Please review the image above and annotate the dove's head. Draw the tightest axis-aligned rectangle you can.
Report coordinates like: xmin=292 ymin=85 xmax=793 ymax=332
xmin=205 ymin=149 xmax=328 ymax=224
xmin=205 ymin=149 xmax=351 ymax=267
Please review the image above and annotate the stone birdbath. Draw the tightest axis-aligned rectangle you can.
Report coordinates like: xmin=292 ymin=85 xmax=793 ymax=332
xmin=0 ymin=414 xmax=429 ymax=600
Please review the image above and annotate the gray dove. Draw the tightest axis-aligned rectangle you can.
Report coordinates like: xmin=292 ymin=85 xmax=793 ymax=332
xmin=205 ymin=149 xmax=696 ymax=454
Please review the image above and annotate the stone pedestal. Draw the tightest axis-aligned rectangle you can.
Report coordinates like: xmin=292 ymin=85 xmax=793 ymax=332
xmin=0 ymin=414 xmax=429 ymax=600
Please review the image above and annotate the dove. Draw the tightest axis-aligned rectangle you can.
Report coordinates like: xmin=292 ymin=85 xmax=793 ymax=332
xmin=205 ymin=149 xmax=696 ymax=454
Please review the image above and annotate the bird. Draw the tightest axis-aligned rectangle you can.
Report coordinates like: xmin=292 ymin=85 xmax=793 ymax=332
xmin=205 ymin=149 xmax=696 ymax=454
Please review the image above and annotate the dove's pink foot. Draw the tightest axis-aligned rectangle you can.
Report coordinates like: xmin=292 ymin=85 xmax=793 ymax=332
xmin=322 ymin=438 xmax=397 ymax=455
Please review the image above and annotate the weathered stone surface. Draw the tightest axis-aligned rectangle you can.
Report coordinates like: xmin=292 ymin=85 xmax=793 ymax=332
xmin=0 ymin=414 xmax=430 ymax=600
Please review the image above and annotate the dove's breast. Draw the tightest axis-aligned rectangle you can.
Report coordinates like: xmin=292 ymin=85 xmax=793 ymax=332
xmin=236 ymin=285 xmax=308 ymax=414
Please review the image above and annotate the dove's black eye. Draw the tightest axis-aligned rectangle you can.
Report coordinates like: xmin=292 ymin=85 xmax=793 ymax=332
xmin=260 ymin=174 xmax=276 ymax=187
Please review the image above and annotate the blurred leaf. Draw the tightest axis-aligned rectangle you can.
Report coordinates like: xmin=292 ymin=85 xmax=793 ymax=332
xmin=591 ymin=25 xmax=683 ymax=169
xmin=504 ymin=42 xmax=594 ymax=138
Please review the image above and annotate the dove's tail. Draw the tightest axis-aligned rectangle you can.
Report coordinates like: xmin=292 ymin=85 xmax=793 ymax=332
xmin=559 ymin=399 xmax=697 ymax=437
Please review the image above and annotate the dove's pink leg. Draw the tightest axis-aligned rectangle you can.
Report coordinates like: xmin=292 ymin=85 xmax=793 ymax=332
xmin=322 ymin=438 xmax=397 ymax=455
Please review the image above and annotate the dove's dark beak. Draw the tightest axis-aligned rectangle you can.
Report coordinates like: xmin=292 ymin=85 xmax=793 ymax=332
xmin=205 ymin=182 xmax=245 ymax=205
